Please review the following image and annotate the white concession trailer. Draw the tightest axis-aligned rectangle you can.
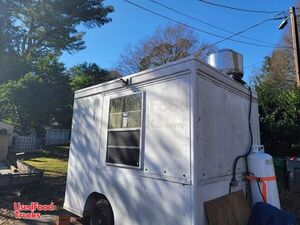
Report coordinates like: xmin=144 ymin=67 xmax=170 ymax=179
xmin=64 ymin=56 xmax=261 ymax=225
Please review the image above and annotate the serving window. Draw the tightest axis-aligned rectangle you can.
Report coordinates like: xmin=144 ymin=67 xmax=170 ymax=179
xmin=106 ymin=93 xmax=143 ymax=167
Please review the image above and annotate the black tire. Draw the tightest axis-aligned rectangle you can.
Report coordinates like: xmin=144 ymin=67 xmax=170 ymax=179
xmin=89 ymin=199 xmax=114 ymax=225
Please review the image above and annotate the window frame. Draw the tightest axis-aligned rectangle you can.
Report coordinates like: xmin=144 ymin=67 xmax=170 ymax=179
xmin=105 ymin=92 xmax=144 ymax=169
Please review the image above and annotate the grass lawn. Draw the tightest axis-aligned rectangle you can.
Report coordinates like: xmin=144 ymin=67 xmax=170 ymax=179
xmin=44 ymin=145 xmax=70 ymax=156
xmin=0 ymin=147 xmax=72 ymax=225
xmin=16 ymin=148 xmax=69 ymax=176
xmin=23 ymin=155 xmax=68 ymax=176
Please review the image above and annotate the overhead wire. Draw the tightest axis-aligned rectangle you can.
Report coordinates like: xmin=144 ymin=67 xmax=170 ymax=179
xmin=209 ymin=17 xmax=282 ymax=47
xmin=244 ymin=61 xmax=264 ymax=70
xmin=124 ymin=0 xmax=290 ymax=50
xmin=124 ymin=0 xmax=286 ymax=200
xmin=148 ymin=0 xmax=286 ymax=48
xmin=198 ymin=0 xmax=285 ymax=14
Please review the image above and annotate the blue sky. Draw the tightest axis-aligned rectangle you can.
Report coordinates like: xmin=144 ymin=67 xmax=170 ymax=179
xmin=61 ymin=0 xmax=296 ymax=81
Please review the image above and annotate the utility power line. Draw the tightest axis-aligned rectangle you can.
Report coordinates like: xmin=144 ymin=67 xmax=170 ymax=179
xmin=210 ymin=17 xmax=282 ymax=47
xmin=124 ymin=0 xmax=290 ymax=49
xmin=198 ymin=0 xmax=285 ymax=14
xmin=149 ymin=0 xmax=287 ymax=48
xmin=244 ymin=61 xmax=263 ymax=70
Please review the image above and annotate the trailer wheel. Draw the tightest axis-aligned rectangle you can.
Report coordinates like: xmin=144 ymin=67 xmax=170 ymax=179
xmin=90 ymin=198 xmax=114 ymax=225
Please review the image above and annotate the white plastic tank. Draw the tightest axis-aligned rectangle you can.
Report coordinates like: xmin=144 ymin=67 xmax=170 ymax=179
xmin=247 ymin=145 xmax=281 ymax=209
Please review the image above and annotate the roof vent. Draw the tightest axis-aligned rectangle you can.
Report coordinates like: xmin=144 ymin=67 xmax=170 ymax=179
xmin=205 ymin=49 xmax=244 ymax=83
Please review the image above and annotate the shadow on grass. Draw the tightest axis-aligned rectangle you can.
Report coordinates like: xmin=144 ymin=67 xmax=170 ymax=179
xmin=16 ymin=153 xmax=68 ymax=161
xmin=13 ymin=151 xmax=69 ymax=177
xmin=26 ymin=159 xmax=46 ymax=163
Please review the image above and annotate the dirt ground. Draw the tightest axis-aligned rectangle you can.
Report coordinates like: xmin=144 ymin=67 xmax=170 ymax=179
xmin=0 ymin=176 xmax=83 ymax=225
xmin=1 ymin=177 xmax=299 ymax=225
xmin=0 ymin=148 xmax=299 ymax=225
xmin=279 ymin=190 xmax=300 ymax=225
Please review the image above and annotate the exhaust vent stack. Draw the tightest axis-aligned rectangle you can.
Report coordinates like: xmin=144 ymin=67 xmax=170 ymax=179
xmin=205 ymin=49 xmax=244 ymax=83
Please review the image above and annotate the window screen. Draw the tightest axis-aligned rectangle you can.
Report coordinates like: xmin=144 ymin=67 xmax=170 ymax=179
xmin=106 ymin=93 xmax=142 ymax=167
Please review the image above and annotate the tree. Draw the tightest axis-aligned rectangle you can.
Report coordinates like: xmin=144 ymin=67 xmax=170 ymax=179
xmin=0 ymin=56 xmax=73 ymax=136
xmin=0 ymin=74 xmax=49 ymax=135
xmin=0 ymin=0 xmax=113 ymax=135
xmin=253 ymin=52 xmax=300 ymax=156
xmin=254 ymin=77 xmax=300 ymax=156
xmin=116 ymin=24 xmax=216 ymax=75
xmin=69 ymin=63 xmax=120 ymax=91
xmin=0 ymin=0 xmax=113 ymax=83
xmin=250 ymin=15 xmax=300 ymax=156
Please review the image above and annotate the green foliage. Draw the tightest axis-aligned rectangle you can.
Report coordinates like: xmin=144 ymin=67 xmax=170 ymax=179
xmin=0 ymin=57 xmax=73 ymax=136
xmin=252 ymin=31 xmax=300 ymax=156
xmin=255 ymin=67 xmax=300 ymax=156
xmin=69 ymin=62 xmax=120 ymax=91
xmin=0 ymin=58 xmax=119 ymax=136
xmin=1 ymin=0 xmax=113 ymax=55
xmin=0 ymin=0 xmax=113 ymax=83
xmin=0 ymin=0 xmax=113 ymax=135
xmin=0 ymin=74 xmax=44 ymax=134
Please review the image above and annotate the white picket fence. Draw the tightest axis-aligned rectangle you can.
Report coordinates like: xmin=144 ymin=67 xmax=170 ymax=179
xmin=45 ymin=128 xmax=70 ymax=146
xmin=13 ymin=136 xmax=40 ymax=153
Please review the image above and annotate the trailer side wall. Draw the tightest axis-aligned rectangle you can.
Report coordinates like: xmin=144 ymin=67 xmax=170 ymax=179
xmin=64 ymin=59 xmax=195 ymax=225
xmin=194 ymin=61 xmax=260 ymax=225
